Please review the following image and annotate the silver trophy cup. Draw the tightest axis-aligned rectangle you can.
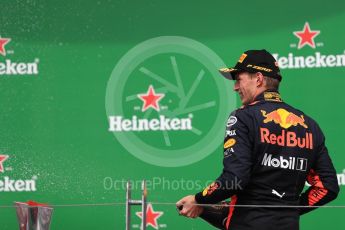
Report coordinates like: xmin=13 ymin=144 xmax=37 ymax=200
xmin=15 ymin=202 xmax=53 ymax=230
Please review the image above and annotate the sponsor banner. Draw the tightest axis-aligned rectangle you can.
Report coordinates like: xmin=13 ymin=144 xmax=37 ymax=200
xmin=105 ymin=36 xmax=235 ymax=167
xmin=0 ymin=176 xmax=37 ymax=192
xmin=273 ymin=52 xmax=345 ymax=69
xmin=0 ymin=154 xmax=37 ymax=192
xmin=133 ymin=204 xmax=166 ymax=229
xmin=108 ymin=85 xmax=193 ymax=132
xmin=108 ymin=115 xmax=192 ymax=132
xmin=0 ymin=36 xmax=40 ymax=76
xmin=274 ymin=22 xmax=345 ymax=69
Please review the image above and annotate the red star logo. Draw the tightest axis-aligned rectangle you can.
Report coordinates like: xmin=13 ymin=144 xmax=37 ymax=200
xmin=0 ymin=37 xmax=11 ymax=56
xmin=293 ymin=22 xmax=320 ymax=49
xmin=138 ymin=85 xmax=164 ymax=112
xmin=136 ymin=204 xmax=163 ymax=229
xmin=0 ymin=155 xmax=9 ymax=173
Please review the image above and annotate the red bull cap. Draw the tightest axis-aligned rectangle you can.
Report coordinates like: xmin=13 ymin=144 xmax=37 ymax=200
xmin=219 ymin=49 xmax=282 ymax=81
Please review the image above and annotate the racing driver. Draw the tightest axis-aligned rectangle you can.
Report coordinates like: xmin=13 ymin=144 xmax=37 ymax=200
xmin=176 ymin=49 xmax=339 ymax=230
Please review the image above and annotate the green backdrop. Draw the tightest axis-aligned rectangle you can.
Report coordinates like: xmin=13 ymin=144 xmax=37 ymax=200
xmin=1 ymin=1 xmax=344 ymax=229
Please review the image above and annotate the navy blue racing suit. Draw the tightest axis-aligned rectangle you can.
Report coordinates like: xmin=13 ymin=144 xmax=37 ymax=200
xmin=195 ymin=90 xmax=339 ymax=230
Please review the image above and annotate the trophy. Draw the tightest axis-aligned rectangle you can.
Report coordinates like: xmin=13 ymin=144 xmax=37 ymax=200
xmin=15 ymin=201 xmax=53 ymax=230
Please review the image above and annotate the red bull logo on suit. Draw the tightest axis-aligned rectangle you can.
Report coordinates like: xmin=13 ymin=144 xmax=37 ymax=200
xmin=260 ymin=108 xmax=313 ymax=149
xmin=261 ymin=108 xmax=308 ymax=129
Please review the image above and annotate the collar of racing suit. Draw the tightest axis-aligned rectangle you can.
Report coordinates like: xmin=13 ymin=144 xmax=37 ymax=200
xmin=251 ymin=90 xmax=283 ymax=105
xmin=240 ymin=90 xmax=282 ymax=109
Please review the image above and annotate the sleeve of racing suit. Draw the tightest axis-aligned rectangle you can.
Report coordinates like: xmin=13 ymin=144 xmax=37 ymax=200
xmin=195 ymin=109 xmax=254 ymax=204
xmin=199 ymin=202 xmax=229 ymax=230
xmin=299 ymin=130 xmax=339 ymax=215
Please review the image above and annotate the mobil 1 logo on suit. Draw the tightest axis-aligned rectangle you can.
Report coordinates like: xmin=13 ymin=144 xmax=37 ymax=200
xmin=261 ymin=153 xmax=308 ymax=171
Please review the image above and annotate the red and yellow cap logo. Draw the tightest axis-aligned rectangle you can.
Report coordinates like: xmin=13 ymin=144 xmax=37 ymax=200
xmin=238 ymin=53 xmax=247 ymax=63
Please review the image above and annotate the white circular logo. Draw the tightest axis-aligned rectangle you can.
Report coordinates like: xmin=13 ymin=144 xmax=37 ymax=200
xmin=227 ymin=116 xmax=237 ymax=127
xmin=105 ymin=36 xmax=236 ymax=167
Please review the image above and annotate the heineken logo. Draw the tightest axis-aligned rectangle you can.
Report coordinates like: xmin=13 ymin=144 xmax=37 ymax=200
xmin=105 ymin=36 xmax=236 ymax=167
xmin=108 ymin=84 xmax=193 ymax=132
xmin=138 ymin=85 xmax=165 ymax=112
xmin=0 ymin=176 xmax=37 ymax=192
xmin=0 ymin=59 xmax=39 ymax=75
xmin=293 ymin=22 xmax=320 ymax=49
xmin=109 ymin=115 xmax=192 ymax=132
xmin=0 ymin=35 xmax=40 ymax=76
xmin=0 ymin=37 xmax=11 ymax=56
xmin=273 ymin=52 xmax=345 ymax=69
xmin=134 ymin=204 xmax=165 ymax=229
xmin=0 ymin=155 xmax=9 ymax=173
xmin=274 ymin=22 xmax=345 ymax=69
xmin=0 ymin=155 xmax=38 ymax=192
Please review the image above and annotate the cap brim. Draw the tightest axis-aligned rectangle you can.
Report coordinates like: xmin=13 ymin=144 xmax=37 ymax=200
xmin=219 ymin=68 xmax=239 ymax=80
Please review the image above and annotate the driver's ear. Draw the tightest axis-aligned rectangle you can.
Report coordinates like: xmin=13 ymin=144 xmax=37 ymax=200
xmin=256 ymin=72 xmax=264 ymax=87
